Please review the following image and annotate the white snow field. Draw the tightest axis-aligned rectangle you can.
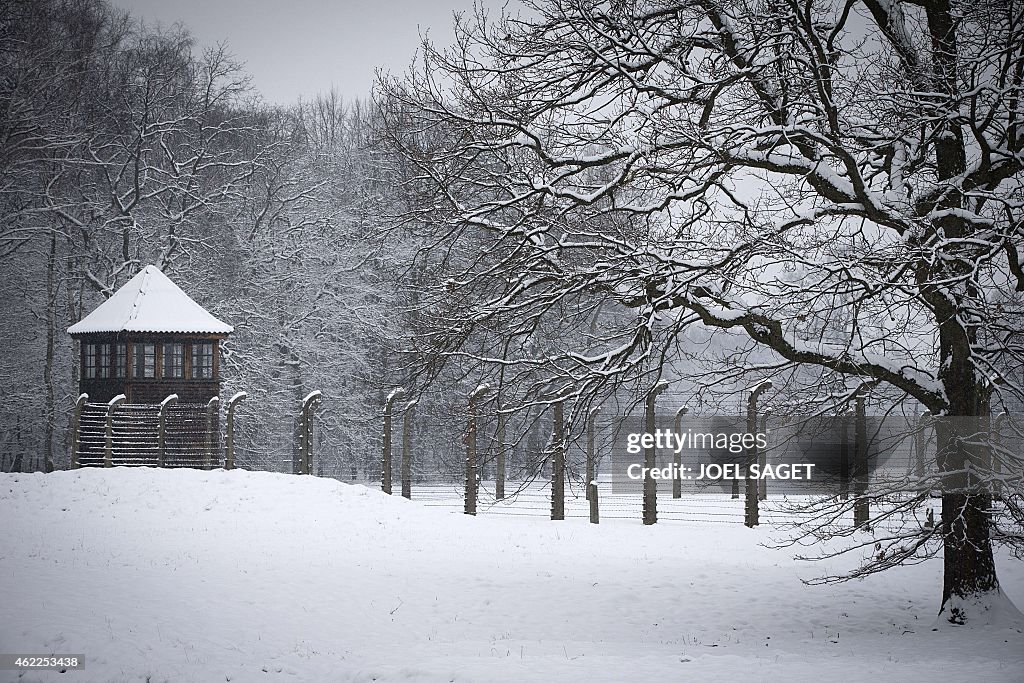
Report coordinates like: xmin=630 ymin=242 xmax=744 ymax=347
xmin=1 ymin=469 xmax=1022 ymax=682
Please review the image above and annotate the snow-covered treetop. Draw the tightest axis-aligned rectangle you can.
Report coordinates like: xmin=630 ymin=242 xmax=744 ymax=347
xmin=68 ymin=265 xmax=232 ymax=336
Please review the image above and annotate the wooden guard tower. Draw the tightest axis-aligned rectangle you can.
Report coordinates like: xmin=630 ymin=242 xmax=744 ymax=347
xmin=68 ymin=266 xmax=233 ymax=468
xmin=68 ymin=265 xmax=232 ymax=403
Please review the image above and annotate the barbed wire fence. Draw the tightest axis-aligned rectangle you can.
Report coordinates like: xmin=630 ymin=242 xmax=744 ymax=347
xmin=59 ymin=385 xmax=1020 ymax=534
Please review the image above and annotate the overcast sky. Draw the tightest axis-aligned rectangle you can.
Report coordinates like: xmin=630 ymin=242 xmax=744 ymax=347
xmin=111 ymin=0 xmax=488 ymax=105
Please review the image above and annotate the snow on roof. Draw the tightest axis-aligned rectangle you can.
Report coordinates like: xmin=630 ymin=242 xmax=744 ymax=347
xmin=68 ymin=265 xmax=233 ymax=336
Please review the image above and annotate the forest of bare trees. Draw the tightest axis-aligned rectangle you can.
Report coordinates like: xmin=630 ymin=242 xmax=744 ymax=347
xmin=0 ymin=0 xmax=433 ymax=476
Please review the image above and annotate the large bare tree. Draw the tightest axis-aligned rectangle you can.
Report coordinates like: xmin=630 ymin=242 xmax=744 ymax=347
xmin=381 ymin=0 xmax=1024 ymax=624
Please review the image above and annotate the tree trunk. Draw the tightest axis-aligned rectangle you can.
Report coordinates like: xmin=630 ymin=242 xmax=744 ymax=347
xmin=922 ymin=0 xmax=1003 ymax=625
xmin=550 ymin=400 xmax=564 ymax=521
xmin=934 ymin=387 xmax=1001 ymax=624
xmin=43 ymin=232 xmax=57 ymax=472
xmin=939 ymin=488 xmax=999 ymax=624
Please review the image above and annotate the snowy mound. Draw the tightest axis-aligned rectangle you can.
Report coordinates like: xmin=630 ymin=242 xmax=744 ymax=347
xmin=1 ymin=468 xmax=1022 ymax=682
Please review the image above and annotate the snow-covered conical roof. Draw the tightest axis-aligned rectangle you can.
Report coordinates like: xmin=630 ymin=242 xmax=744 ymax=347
xmin=68 ymin=265 xmax=232 ymax=336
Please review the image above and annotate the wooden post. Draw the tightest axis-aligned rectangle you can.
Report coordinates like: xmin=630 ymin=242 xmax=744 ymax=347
xmin=382 ymin=388 xmax=406 ymax=493
xmin=589 ymin=481 xmax=599 ymax=524
xmin=672 ymin=406 xmax=688 ymax=499
xmin=643 ymin=381 xmax=669 ymax=525
xmin=758 ymin=409 xmax=771 ymax=501
xmin=104 ymin=394 xmax=126 ymax=468
xmin=465 ymin=383 xmax=491 ymax=516
xmin=300 ymin=391 xmax=322 ymax=475
xmin=495 ymin=407 xmax=507 ymax=500
xmin=586 ymin=406 xmax=600 ymax=501
xmin=745 ymin=381 xmax=772 ymax=528
xmin=225 ymin=392 xmax=247 ymax=470
xmin=70 ymin=393 xmax=88 ymax=470
xmin=157 ymin=394 xmax=179 ymax=468
xmin=401 ymin=399 xmax=417 ymax=498
xmin=551 ymin=399 xmax=565 ymax=521
xmin=205 ymin=396 xmax=220 ymax=470
xmin=853 ymin=381 xmax=877 ymax=528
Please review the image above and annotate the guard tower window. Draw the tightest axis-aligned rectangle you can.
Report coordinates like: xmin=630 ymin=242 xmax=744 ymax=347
xmin=84 ymin=343 xmax=97 ymax=379
xmin=114 ymin=343 xmax=126 ymax=378
xmin=192 ymin=342 xmax=213 ymax=379
xmin=134 ymin=343 xmax=156 ymax=378
xmin=163 ymin=342 xmax=184 ymax=378
xmin=97 ymin=343 xmax=111 ymax=378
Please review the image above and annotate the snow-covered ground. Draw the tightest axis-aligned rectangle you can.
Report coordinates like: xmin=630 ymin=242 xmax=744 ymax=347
xmin=1 ymin=469 xmax=1022 ymax=682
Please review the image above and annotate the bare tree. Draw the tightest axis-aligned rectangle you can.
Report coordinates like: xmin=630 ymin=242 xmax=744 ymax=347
xmin=380 ymin=0 xmax=1024 ymax=624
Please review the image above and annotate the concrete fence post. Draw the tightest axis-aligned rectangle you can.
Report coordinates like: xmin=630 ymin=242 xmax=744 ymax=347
xmin=550 ymin=399 xmax=566 ymax=521
xmin=70 ymin=393 xmax=88 ymax=470
xmin=672 ymin=406 xmax=688 ymax=499
xmin=589 ymin=481 xmax=599 ymax=524
xmin=839 ymin=407 xmax=852 ymax=500
xmin=853 ymin=381 xmax=878 ymax=528
xmin=758 ymin=408 xmax=771 ymax=501
xmin=586 ymin=406 xmax=600 ymax=501
xmin=157 ymin=394 xmax=179 ymax=468
xmin=465 ymin=383 xmax=492 ymax=516
xmin=382 ymin=388 xmax=407 ymax=493
xmin=104 ymin=394 xmax=126 ymax=468
xmin=205 ymin=396 xmax=220 ymax=470
xmin=300 ymin=391 xmax=322 ymax=475
xmin=745 ymin=381 xmax=772 ymax=528
xmin=225 ymin=392 xmax=247 ymax=470
xmin=402 ymin=399 xmax=417 ymax=499
xmin=643 ymin=381 xmax=670 ymax=525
